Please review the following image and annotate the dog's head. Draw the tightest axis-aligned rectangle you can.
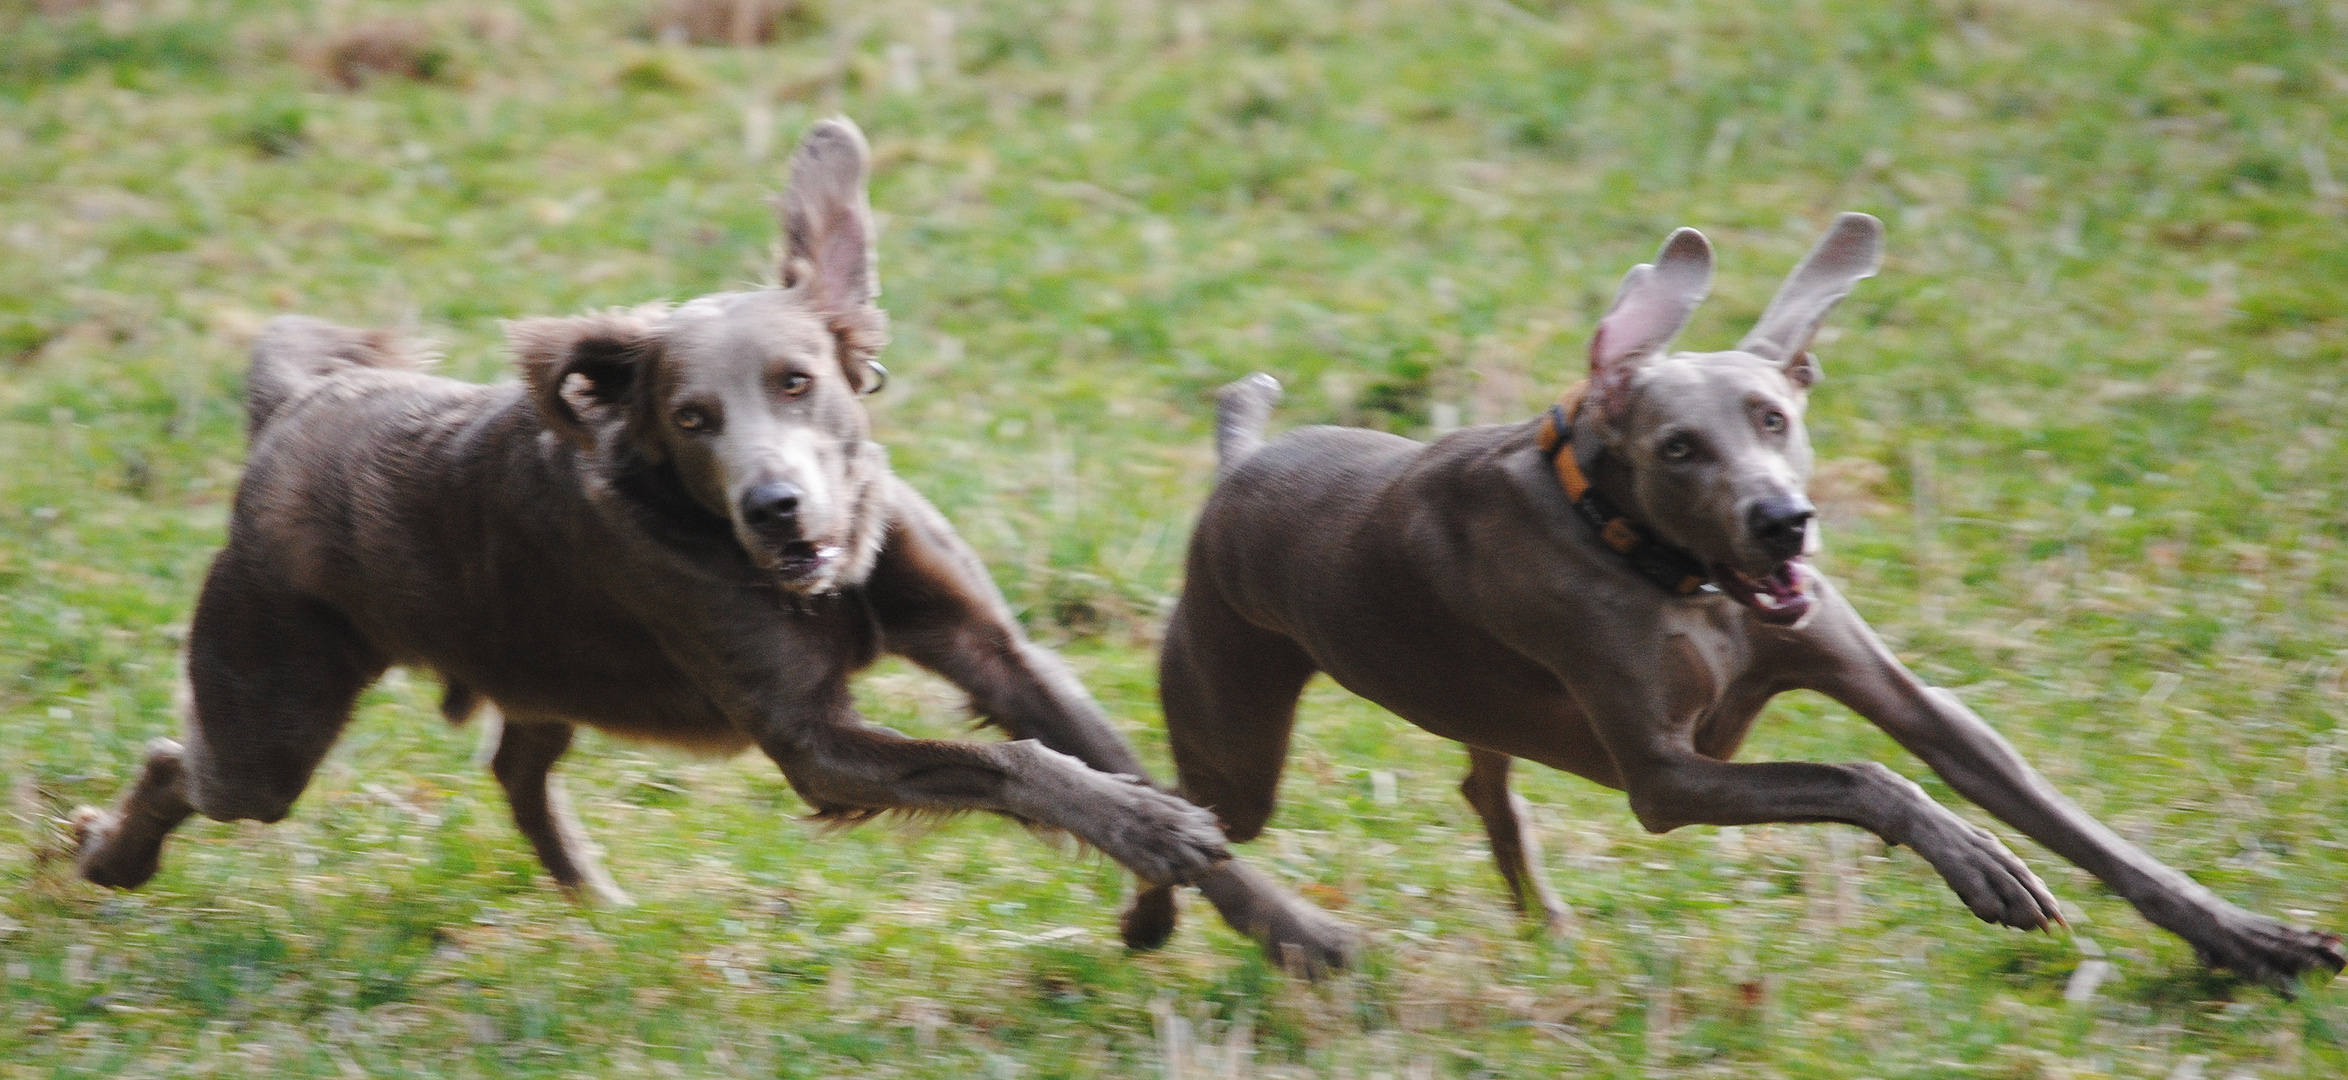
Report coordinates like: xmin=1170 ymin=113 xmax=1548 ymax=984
xmin=1578 ymin=213 xmax=1882 ymax=625
xmin=509 ymin=118 xmax=891 ymax=594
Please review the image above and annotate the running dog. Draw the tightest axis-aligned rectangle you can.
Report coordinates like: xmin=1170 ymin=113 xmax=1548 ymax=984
xmin=70 ymin=120 xmax=1342 ymax=966
xmin=1124 ymin=213 xmax=2344 ymax=991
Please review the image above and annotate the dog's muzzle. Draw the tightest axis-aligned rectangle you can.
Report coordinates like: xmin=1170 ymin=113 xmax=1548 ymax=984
xmin=741 ymin=481 xmax=803 ymax=532
xmin=738 ymin=481 xmax=838 ymax=580
xmin=1710 ymin=494 xmax=1816 ymax=625
xmin=1748 ymin=494 xmax=1814 ymax=565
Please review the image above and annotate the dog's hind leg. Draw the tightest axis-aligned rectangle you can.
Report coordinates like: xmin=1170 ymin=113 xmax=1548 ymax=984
xmin=75 ymin=568 xmax=383 ymax=888
xmin=861 ymin=484 xmax=1342 ymax=970
xmin=490 ymin=719 xmax=630 ymax=907
xmin=1121 ymin=593 xmax=1357 ymax=974
xmin=1461 ymin=748 xmax=1572 ymax=934
xmin=1156 ymin=596 xmax=1316 ymax=844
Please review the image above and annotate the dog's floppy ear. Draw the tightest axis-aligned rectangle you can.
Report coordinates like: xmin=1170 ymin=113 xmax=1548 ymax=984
xmin=508 ymin=312 xmax=662 ymax=450
xmin=1589 ymin=227 xmax=1712 ymax=419
xmin=777 ymin=117 xmax=889 ymax=393
xmin=1738 ymin=212 xmax=1882 ymax=390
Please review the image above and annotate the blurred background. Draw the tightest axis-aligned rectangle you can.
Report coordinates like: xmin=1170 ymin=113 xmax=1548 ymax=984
xmin=4 ymin=0 xmax=2347 ymax=1076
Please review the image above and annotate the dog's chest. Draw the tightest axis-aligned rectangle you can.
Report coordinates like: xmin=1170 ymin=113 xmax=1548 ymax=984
xmin=1654 ymin=606 xmax=1789 ymax=758
xmin=1658 ymin=598 xmax=1772 ymax=689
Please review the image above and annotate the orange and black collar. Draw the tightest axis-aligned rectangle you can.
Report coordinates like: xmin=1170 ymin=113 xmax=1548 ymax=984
xmin=1535 ymin=383 xmax=1712 ymax=596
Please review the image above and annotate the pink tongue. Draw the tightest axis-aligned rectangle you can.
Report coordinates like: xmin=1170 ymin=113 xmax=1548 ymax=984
xmin=1728 ymin=563 xmax=1812 ymax=622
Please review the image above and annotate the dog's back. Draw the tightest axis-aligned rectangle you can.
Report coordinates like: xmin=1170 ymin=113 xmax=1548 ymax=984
xmin=233 ymin=315 xmax=528 ymax=598
xmin=228 ymin=317 xmax=632 ymax=718
xmin=1192 ymin=377 xmax=1474 ymax=647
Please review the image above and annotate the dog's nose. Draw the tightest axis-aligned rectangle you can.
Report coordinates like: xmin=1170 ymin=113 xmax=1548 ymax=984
xmin=740 ymin=482 xmax=804 ymax=531
xmin=1748 ymin=494 xmax=1814 ymax=561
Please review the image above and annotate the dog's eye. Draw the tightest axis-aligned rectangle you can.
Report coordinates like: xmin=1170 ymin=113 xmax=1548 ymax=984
xmin=1660 ymin=437 xmax=1694 ymax=461
xmin=673 ymin=406 xmax=714 ymax=432
xmin=1760 ymin=410 xmax=1786 ymax=433
xmin=780 ymin=373 xmax=812 ymax=397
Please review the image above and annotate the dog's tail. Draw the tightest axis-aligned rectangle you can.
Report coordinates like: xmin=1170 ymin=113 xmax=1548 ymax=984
xmin=246 ymin=315 xmax=429 ymax=436
xmin=1214 ymin=373 xmax=1282 ymax=480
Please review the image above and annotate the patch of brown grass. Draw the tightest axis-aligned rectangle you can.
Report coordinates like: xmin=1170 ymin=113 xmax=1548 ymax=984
xmin=648 ymin=0 xmax=813 ymax=47
xmin=1810 ymin=455 xmax=1896 ymax=526
xmin=308 ymin=18 xmax=451 ymax=91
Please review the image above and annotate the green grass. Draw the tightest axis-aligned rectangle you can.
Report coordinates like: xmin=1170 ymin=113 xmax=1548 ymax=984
xmin=4 ymin=0 xmax=2348 ymax=1075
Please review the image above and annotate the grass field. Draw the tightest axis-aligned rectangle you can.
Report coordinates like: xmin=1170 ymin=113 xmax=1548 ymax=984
xmin=6 ymin=0 xmax=2348 ymax=1075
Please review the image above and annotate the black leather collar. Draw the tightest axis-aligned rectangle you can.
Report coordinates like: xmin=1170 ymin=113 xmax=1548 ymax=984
xmin=1533 ymin=383 xmax=1714 ymax=597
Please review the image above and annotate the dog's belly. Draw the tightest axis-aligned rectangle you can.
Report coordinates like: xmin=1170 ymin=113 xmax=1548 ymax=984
xmin=1300 ymin=620 xmax=1628 ymax=789
xmin=416 ymin=625 xmax=753 ymax=754
xmin=1277 ymin=575 xmax=1769 ymax=791
xmin=471 ymin=671 xmax=750 ymax=754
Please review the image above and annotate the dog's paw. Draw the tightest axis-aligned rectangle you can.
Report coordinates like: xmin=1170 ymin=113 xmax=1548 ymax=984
xmin=1266 ymin=904 xmax=1360 ymax=981
xmin=2184 ymin=906 xmax=2345 ymax=996
xmin=1092 ymin=772 xmax=1229 ymax=888
xmin=1121 ymin=885 xmax=1180 ymax=951
xmin=67 ymin=806 xmax=159 ymax=890
xmin=65 ymin=805 xmax=110 ymax=854
xmin=1194 ymin=861 xmax=1360 ymax=979
xmin=562 ymin=877 xmax=636 ymax=910
xmin=1909 ymin=815 xmax=2063 ymax=932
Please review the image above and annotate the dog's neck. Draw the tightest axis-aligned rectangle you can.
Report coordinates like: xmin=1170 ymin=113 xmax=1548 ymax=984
xmin=1533 ymin=382 xmax=1712 ymax=596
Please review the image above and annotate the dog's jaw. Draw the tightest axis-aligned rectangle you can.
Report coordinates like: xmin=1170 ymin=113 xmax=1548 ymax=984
xmin=749 ymin=538 xmax=844 ymax=582
xmin=1713 ymin=559 xmax=1813 ymax=625
xmin=754 ymin=533 xmax=852 ymax=595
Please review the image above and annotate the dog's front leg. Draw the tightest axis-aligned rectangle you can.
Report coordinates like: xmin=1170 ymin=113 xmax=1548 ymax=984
xmin=668 ymin=610 xmax=1229 ymax=889
xmin=632 ymin=590 xmax=1230 ymax=887
xmin=1559 ymin=643 xmax=2062 ymax=933
xmin=862 ymin=484 xmax=1153 ymax=777
xmin=861 ymin=488 xmax=1356 ymax=972
xmin=1795 ymin=581 xmax=2346 ymax=989
xmin=1605 ymin=739 xmax=2065 ymax=933
xmin=758 ymin=713 xmax=1228 ymax=888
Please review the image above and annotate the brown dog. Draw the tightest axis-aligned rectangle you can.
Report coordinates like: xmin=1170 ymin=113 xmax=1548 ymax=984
xmin=67 ymin=119 xmax=1354 ymax=957
xmin=1124 ymin=214 xmax=2346 ymax=991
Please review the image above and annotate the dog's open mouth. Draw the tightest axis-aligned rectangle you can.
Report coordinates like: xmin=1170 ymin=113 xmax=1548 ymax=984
xmin=760 ymin=540 xmax=842 ymax=581
xmin=1715 ymin=559 xmax=1812 ymax=625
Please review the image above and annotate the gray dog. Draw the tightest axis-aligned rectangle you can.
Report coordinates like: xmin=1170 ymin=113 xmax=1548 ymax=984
xmin=1123 ymin=213 xmax=2346 ymax=990
xmin=69 ymin=119 xmax=1355 ymax=954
